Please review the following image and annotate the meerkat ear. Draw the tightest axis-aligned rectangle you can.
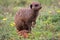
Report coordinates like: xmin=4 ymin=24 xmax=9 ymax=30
xmin=30 ymin=4 xmax=32 ymax=9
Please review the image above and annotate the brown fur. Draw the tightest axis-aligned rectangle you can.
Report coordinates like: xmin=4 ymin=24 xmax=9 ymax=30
xmin=14 ymin=2 xmax=42 ymax=33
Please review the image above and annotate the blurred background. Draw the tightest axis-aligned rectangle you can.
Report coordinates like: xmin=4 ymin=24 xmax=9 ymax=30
xmin=0 ymin=0 xmax=60 ymax=40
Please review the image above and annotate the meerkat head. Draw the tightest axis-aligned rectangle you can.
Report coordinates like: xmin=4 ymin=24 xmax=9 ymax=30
xmin=30 ymin=2 xmax=42 ymax=11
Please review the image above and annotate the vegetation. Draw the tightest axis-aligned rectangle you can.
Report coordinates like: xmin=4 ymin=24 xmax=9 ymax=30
xmin=0 ymin=0 xmax=60 ymax=40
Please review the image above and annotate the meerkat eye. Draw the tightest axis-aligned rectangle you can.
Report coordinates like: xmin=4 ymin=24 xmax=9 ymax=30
xmin=35 ymin=4 xmax=38 ymax=7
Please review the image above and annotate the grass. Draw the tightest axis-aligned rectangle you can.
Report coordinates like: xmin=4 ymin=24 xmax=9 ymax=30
xmin=0 ymin=0 xmax=60 ymax=40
